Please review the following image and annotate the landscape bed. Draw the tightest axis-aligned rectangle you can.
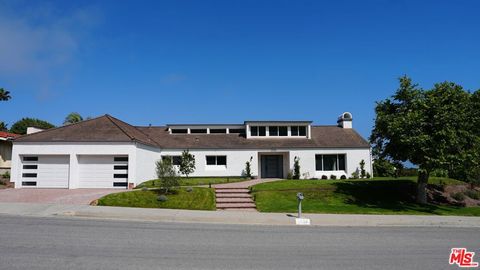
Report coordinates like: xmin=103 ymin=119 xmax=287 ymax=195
xmin=136 ymin=177 xmax=248 ymax=188
xmin=251 ymin=177 xmax=480 ymax=216
xmin=97 ymin=187 xmax=216 ymax=210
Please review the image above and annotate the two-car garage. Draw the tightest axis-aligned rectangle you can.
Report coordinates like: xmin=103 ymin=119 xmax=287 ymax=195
xmin=19 ymin=155 xmax=129 ymax=189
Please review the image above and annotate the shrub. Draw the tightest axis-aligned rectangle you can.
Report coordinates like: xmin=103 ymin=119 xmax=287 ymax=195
xmin=2 ymin=170 xmax=10 ymax=179
xmin=451 ymin=192 xmax=465 ymax=202
xmin=340 ymin=175 xmax=347 ymax=179
xmin=351 ymin=171 xmax=359 ymax=179
xmin=366 ymin=172 xmax=371 ymax=179
xmin=157 ymin=195 xmax=168 ymax=202
xmin=321 ymin=175 xmax=328 ymax=180
xmin=293 ymin=157 xmax=301 ymax=179
xmin=287 ymin=170 xmax=293 ymax=180
xmin=310 ymin=177 xmax=318 ymax=180
xmin=360 ymin=160 xmax=366 ymax=178
xmin=244 ymin=157 xmax=253 ymax=179
xmin=464 ymin=190 xmax=480 ymax=200
xmin=330 ymin=174 xmax=337 ymax=180
xmin=155 ymin=158 xmax=179 ymax=193
xmin=141 ymin=187 xmax=148 ymax=191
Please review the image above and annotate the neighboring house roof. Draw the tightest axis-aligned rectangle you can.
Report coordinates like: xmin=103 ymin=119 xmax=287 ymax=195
xmin=14 ymin=115 xmax=370 ymax=149
xmin=0 ymin=131 xmax=20 ymax=140
xmin=14 ymin=115 xmax=157 ymax=147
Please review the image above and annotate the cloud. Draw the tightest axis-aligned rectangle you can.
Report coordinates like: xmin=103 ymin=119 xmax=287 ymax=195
xmin=0 ymin=2 xmax=101 ymax=99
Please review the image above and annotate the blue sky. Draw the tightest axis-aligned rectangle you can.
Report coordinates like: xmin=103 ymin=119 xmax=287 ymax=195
xmin=1 ymin=0 xmax=479 ymax=139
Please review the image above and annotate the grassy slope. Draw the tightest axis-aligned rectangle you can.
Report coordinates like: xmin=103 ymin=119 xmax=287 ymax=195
xmin=136 ymin=177 xmax=248 ymax=188
xmin=251 ymin=177 xmax=480 ymax=216
xmin=98 ymin=187 xmax=215 ymax=210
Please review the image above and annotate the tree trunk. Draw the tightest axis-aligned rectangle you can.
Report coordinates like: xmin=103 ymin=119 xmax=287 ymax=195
xmin=416 ymin=170 xmax=429 ymax=204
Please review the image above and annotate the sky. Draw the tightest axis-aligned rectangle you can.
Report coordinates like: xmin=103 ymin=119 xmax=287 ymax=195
xmin=1 ymin=0 xmax=479 ymax=139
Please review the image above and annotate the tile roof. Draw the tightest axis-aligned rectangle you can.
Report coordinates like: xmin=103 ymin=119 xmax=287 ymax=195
xmin=0 ymin=131 xmax=20 ymax=139
xmin=14 ymin=115 xmax=370 ymax=149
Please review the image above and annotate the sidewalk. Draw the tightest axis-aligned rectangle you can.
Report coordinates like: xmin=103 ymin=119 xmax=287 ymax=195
xmin=0 ymin=202 xmax=480 ymax=227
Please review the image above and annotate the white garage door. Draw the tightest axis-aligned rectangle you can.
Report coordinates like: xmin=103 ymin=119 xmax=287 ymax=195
xmin=78 ymin=155 xmax=128 ymax=188
xmin=21 ymin=155 xmax=70 ymax=188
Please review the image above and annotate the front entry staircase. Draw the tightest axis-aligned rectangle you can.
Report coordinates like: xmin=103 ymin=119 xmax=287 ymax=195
xmin=215 ymin=187 xmax=256 ymax=211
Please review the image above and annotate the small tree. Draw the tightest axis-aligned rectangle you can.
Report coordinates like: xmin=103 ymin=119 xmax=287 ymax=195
xmin=179 ymin=150 xmax=195 ymax=178
xmin=293 ymin=156 xmax=301 ymax=179
xmin=10 ymin=117 xmax=55 ymax=135
xmin=244 ymin=157 xmax=253 ymax=179
xmin=155 ymin=158 xmax=179 ymax=194
xmin=63 ymin=112 xmax=83 ymax=125
xmin=359 ymin=159 xmax=366 ymax=178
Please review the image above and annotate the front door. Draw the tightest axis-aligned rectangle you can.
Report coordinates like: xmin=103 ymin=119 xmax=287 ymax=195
xmin=261 ymin=155 xmax=283 ymax=178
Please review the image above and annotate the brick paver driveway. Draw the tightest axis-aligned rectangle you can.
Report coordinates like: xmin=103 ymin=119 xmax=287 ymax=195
xmin=0 ymin=189 xmax=124 ymax=205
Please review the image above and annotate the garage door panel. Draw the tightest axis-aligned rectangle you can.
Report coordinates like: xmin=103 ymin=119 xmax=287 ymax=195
xmin=78 ymin=155 xmax=128 ymax=188
xmin=21 ymin=155 xmax=70 ymax=188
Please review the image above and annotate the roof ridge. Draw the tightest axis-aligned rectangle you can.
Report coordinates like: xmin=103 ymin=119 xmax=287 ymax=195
xmin=105 ymin=115 xmax=136 ymax=141
xmin=105 ymin=115 xmax=159 ymax=146
xmin=14 ymin=114 xmax=109 ymax=140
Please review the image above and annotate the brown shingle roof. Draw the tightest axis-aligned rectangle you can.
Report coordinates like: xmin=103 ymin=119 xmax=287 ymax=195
xmin=14 ymin=115 xmax=156 ymax=147
xmin=136 ymin=126 xmax=369 ymax=149
xmin=14 ymin=115 xmax=370 ymax=149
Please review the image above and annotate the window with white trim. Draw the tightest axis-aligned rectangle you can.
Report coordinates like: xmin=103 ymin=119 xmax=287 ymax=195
xmin=206 ymin=156 xmax=227 ymax=166
xmin=315 ymin=154 xmax=346 ymax=171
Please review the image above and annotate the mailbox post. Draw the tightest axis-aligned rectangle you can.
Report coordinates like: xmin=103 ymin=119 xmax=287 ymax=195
xmin=296 ymin=192 xmax=304 ymax=218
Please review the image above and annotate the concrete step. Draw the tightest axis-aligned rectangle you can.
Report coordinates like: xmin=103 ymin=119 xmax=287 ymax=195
xmin=216 ymin=202 xmax=256 ymax=209
xmin=216 ymin=193 xmax=252 ymax=198
xmin=215 ymin=189 xmax=250 ymax=193
xmin=216 ymin=197 xmax=254 ymax=203
xmin=220 ymin=208 xmax=258 ymax=212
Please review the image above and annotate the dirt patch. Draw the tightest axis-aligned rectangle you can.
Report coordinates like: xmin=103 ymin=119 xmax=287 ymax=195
xmin=427 ymin=184 xmax=480 ymax=207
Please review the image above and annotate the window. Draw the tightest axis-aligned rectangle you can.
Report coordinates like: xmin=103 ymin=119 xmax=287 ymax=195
xmin=291 ymin=126 xmax=299 ymax=136
xmin=22 ymin=181 xmax=37 ymax=186
xmin=162 ymin=156 xmax=182 ymax=166
xmin=114 ymin=157 xmax=128 ymax=162
xmin=315 ymin=154 xmax=346 ymax=171
xmin=171 ymin=129 xmax=188 ymax=134
xmin=299 ymin=126 xmax=307 ymax=136
xmin=23 ymin=156 xmax=38 ymax=162
xmin=251 ymin=126 xmax=258 ymax=136
xmin=114 ymin=165 xmax=128 ymax=170
xmin=22 ymin=173 xmax=37 ymax=178
xmin=258 ymin=126 xmax=266 ymax=136
xmin=291 ymin=126 xmax=307 ymax=136
xmin=279 ymin=126 xmax=288 ymax=136
xmin=229 ymin=129 xmax=245 ymax=134
xmin=210 ymin=129 xmax=227 ymax=134
xmin=114 ymin=174 xmax=128 ymax=178
xmin=23 ymin=165 xmax=38 ymax=170
xmin=113 ymin=182 xmax=128 ymax=187
xmin=206 ymin=156 xmax=227 ymax=166
xmin=269 ymin=126 xmax=278 ymax=136
xmin=191 ymin=129 xmax=207 ymax=134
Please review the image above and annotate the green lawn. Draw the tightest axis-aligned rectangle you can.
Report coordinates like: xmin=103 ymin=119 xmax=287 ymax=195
xmin=136 ymin=177 xmax=248 ymax=189
xmin=97 ymin=187 xmax=216 ymax=210
xmin=251 ymin=177 xmax=480 ymax=216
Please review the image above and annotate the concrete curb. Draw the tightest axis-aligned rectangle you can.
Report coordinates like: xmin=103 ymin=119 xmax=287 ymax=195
xmin=0 ymin=202 xmax=480 ymax=227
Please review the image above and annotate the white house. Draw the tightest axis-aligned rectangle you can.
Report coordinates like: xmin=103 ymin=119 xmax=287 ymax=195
xmin=10 ymin=113 xmax=372 ymax=189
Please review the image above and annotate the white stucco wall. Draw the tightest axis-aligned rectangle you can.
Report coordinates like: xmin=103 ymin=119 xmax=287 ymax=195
xmin=11 ymin=141 xmax=372 ymax=188
xmin=159 ymin=149 xmax=259 ymax=178
xmin=11 ymin=142 xmax=136 ymax=188
xmin=289 ymin=148 xmax=372 ymax=179
xmin=135 ymin=143 xmax=161 ymax=184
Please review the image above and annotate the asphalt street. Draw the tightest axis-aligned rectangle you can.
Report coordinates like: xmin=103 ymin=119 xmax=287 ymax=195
xmin=0 ymin=215 xmax=477 ymax=270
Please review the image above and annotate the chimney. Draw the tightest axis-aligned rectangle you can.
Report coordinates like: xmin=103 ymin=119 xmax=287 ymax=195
xmin=337 ymin=112 xmax=352 ymax=129
xmin=26 ymin=127 xmax=45 ymax=134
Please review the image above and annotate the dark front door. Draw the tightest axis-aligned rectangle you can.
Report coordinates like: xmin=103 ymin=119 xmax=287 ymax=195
xmin=261 ymin=155 xmax=283 ymax=178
